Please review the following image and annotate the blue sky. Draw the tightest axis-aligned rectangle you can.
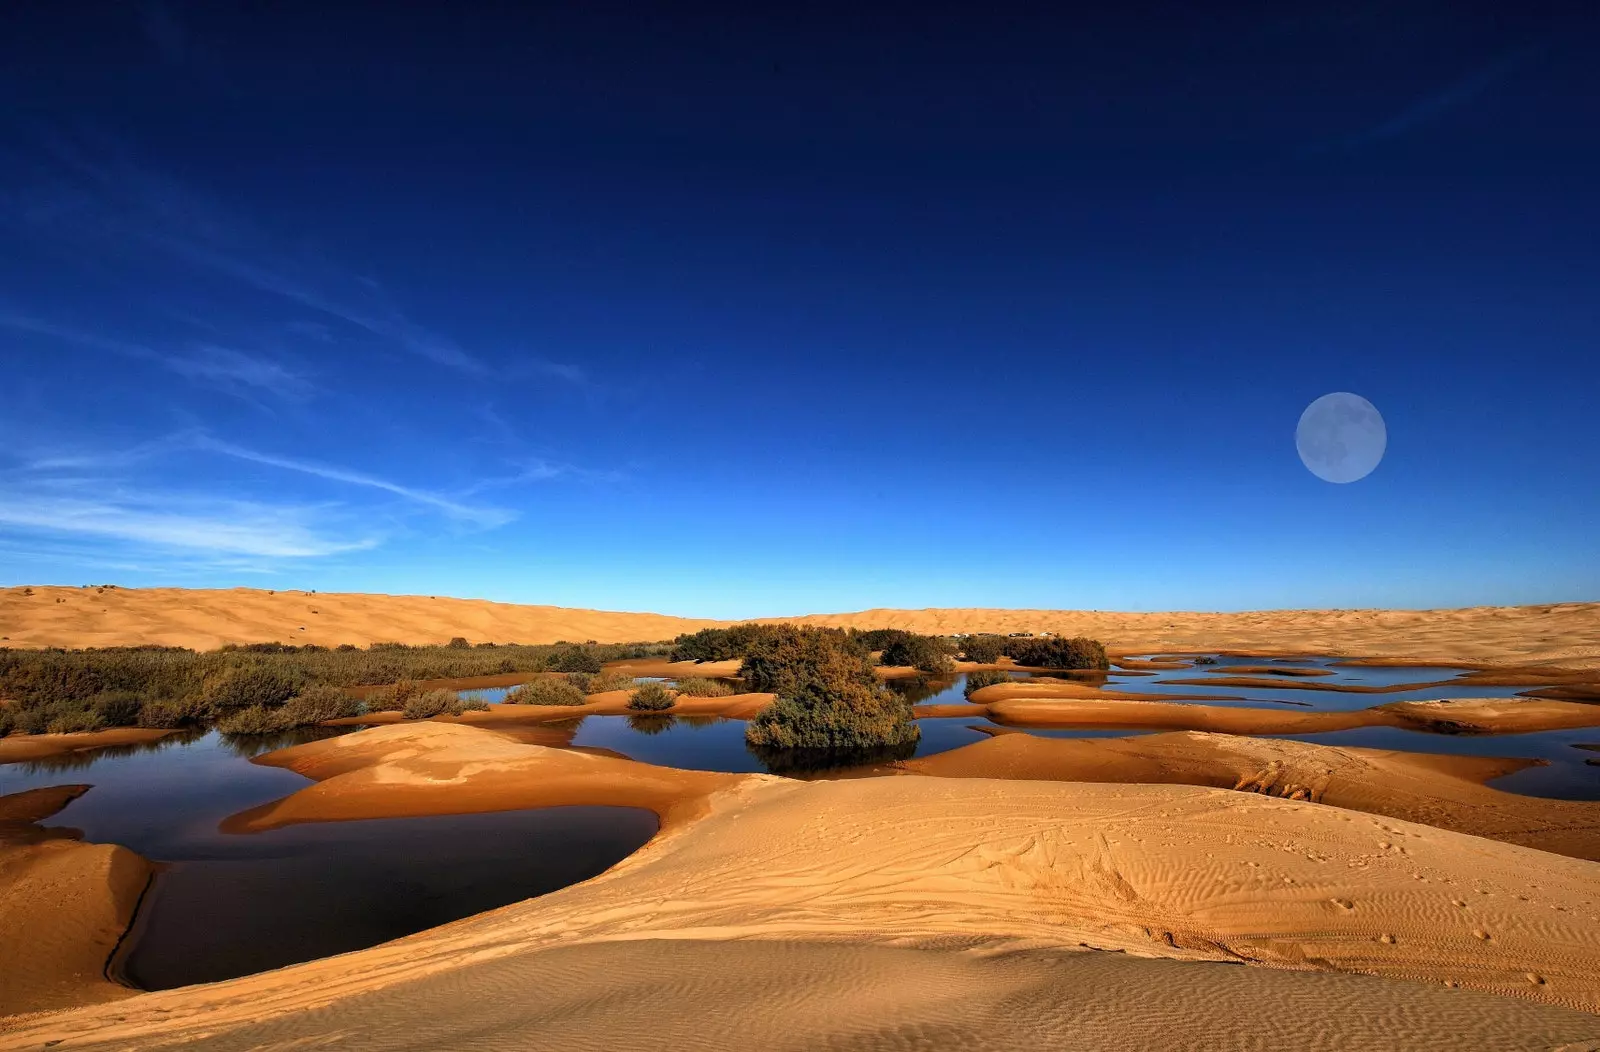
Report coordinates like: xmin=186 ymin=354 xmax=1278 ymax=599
xmin=1 ymin=4 xmax=1596 ymax=618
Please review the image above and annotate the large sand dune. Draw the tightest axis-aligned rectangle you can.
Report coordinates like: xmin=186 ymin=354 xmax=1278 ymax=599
xmin=9 ymin=722 xmax=1600 ymax=1050
xmin=3 ymin=586 xmax=1598 ymax=669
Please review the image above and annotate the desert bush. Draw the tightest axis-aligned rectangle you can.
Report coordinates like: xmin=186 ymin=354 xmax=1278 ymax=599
xmin=137 ymin=698 xmax=205 ymax=729
xmin=668 ymin=624 xmax=788 ymax=663
xmin=671 ymin=677 xmax=735 ymax=697
xmin=201 ymin=664 xmax=307 ymax=716
xmin=402 ymin=689 xmax=462 ymax=720
xmin=446 ymin=636 xmax=470 ymax=649
xmin=506 ymin=678 xmax=587 ymax=706
xmin=549 ymin=646 xmax=604 ymax=674
xmin=89 ymin=690 xmax=143 ymax=727
xmin=0 ymin=708 xmax=13 ymax=736
xmin=279 ymin=685 xmax=359 ymax=726
xmin=46 ymin=708 xmax=106 ymax=734
xmin=217 ymin=704 xmax=292 ymax=735
xmin=458 ymin=697 xmax=490 ymax=712
xmin=1194 ymin=655 xmax=1219 ymax=665
xmin=362 ymin=679 xmax=420 ymax=713
xmin=741 ymin=626 xmax=919 ymax=750
xmin=586 ymin=670 xmax=636 ymax=694
xmin=627 ymin=681 xmax=675 ymax=711
xmin=1009 ymin=636 xmax=1109 ymax=670
xmin=963 ymin=670 xmax=1011 ymax=697
xmin=877 ymin=634 xmax=955 ymax=674
xmin=958 ymin=634 xmax=1009 ymax=663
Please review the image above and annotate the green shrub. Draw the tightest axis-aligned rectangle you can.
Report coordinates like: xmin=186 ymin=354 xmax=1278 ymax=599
xmin=201 ymin=665 xmax=306 ymax=716
xmin=279 ymin=685 xmax=359 ymax=726
xmin=586 ymin=670 xmax=636 ymax=694
xmin=1010 ymin=636 xmax=1110 ymax=670
xmin=363 ymin=679 xmax=420 ymax=713
xmin=549 ymin=646 xmax=604 ymax=674
xmin=668 ymin=624 xmax=788 ymax=663
xmin=137 ymin=698 xmax=205 ymax=729
xmin=458 ymin=697 xmax=490 ymax=712
xmin=0 ymin=708 xmax=13 ymax=737
xmin=627 ymin=681 xmax=675 ymax=711
xmin=959 ymin=635 xmax=1009 ymax=663
xmin=89 ymin=690 xmax=143 ymax=727
xmin=446 ymin=636 xmax=471 ymax=649
xmin=47 ymin=708 xmax=106 ymax=734
xmin=402 ymin=689 xmax=462 ymax=720
xmin=963 ymin=670 xmax=1011 ymax=697
xmin=217 ymin=704 xmax=292 ymax=735
xmin=741 ymin=626 xmax=919 ymax=750
xmin=672 ymin=677 xmax=735 ymax=697
xmin=506 ymin=678 xmax=587 ymax=706
xmin=877 ymin=634 xmax=955 ymax=674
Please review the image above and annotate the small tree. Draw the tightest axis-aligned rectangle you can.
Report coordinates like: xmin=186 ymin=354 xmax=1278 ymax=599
xmin=878 ymin=634 xmax=955 ymax=674
xmin=959 ymin=634 xmax=1009 ymax=663
xmin=446 ymin=636 xmax=471 ymax=649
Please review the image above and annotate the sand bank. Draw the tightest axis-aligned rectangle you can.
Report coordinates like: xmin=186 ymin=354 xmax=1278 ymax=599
xmin=0 ymin=786 xmax=152 ymax=1017
xmin=0 ymin=728 xmax=173 ymax=766
xmin=903 ymin=732 xmax=1600 ymax=861
xmin=9 ymin=722 xmax=1600 ymax=1047
xmin=6 ymin=586 xmax=1599 ymax=670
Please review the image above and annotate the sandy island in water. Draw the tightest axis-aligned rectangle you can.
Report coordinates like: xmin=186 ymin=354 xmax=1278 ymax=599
xmin=5 ymin=721 xmax=1600 ymax=1050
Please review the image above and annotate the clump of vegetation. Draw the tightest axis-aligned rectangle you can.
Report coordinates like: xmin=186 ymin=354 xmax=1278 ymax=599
xmin=505 ymin=678 xmax=588 ymax=706
xmin=1194 ymin=655 xmax=1219 ymax=665
xmin=742 ymin=626 xmax=919 ymax=750
xmin=446 ymin=636 xmax=471 ymax=649
xmin=548 ymin=646 xmax=605 ymax=674
xmin=0 ymin=637 xmax=669 ymax=737
xmin=671 ymin=677 xmax=735 ymax=697
xmin=402 ymin=688 xmax=465 ymax=720
xmin=1010 ymin=636 xmax=1110 ymax=670
xmin=668 ymin=624 xmax=794 ymax=662
xmin=279 ymin=685 xmax=360 ymax=725
xmin=0 ymin=708 xmax=14 ymax=737
xmin=585 ymin=670 xmax=637 ymax=694
xmin=877 ymin=633 xmax=955 ymax=674
xmin=957 ymin=634 xmax=1010 ymax=663
xmin=217 ymin=704 xmax=291 ymax=735
xmin=962 ymin=669 xmax=1012 ymax=697
xmin=627 ymin=681 xmax=675 ymax=711
xmin=362 ymin=679 xmax=420 ymax=713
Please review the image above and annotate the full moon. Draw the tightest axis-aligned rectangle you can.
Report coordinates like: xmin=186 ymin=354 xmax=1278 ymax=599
xmin=1296 ymin=392 xmax=1386 ymax=483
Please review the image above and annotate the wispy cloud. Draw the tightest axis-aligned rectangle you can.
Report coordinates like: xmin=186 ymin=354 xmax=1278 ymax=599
xmin=6 ymin=135 xmax=586 ymax=383
xmin=0 ymin=490 xmax=377 ymax=559
xmin=1 ymin=311 xmax=314 ymax=400
xmin=195 ymin=436 xmax=517 ymax=528
xmin=1323 ymin=44 xmax=1543 ymax=151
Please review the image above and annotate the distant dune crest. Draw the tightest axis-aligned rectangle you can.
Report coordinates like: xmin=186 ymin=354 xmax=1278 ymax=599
xmin=1 ymin=586 xmax=1596 ymax=670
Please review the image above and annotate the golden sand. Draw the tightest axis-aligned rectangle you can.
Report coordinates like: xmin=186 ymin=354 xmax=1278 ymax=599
xmin=4 ymin=586 xmax=1598 ymax=670
xmin=8 ymin=722 xmax=1600 ymax=1050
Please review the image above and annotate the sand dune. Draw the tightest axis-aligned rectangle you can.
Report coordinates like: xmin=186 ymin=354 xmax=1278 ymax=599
xmin=903 ymin=732 xmax=1600 ymax=861
xmin=4 ymin=586 xmax=1599 ymax=670
xmin=0 ymin=787 xmax=151 ymax=1017
xmin=26 ymin=940 xmax=1600 ymax=1052
xmin=10 ymin=721 xmax=1600 ymax=1049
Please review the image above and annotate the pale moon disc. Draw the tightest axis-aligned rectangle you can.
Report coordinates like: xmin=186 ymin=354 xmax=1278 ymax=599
xmin=1296 ymin=392 xmax=1386 ymax=483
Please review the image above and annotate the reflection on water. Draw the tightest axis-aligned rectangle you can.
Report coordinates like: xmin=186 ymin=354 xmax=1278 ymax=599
xmin=121 ymin=805 xmax=657 ymax=990
xmin=0 ymin=729 xmax=657 ymax=991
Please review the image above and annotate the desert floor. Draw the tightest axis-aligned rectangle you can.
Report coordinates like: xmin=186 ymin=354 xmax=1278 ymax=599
xmin=2 ymin=591 xmax=1600 ymax=1050
xmin=3 ymin=585 xmax=1598 ymax=669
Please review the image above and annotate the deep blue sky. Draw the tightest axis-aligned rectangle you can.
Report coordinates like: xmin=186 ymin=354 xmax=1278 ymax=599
xmin=2 ymin=3 xmax=1596 ymax=617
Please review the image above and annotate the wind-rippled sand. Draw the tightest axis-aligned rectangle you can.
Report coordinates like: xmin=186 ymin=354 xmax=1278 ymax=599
xmin=8 ymin=723 xmax=1600 ymax=1050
